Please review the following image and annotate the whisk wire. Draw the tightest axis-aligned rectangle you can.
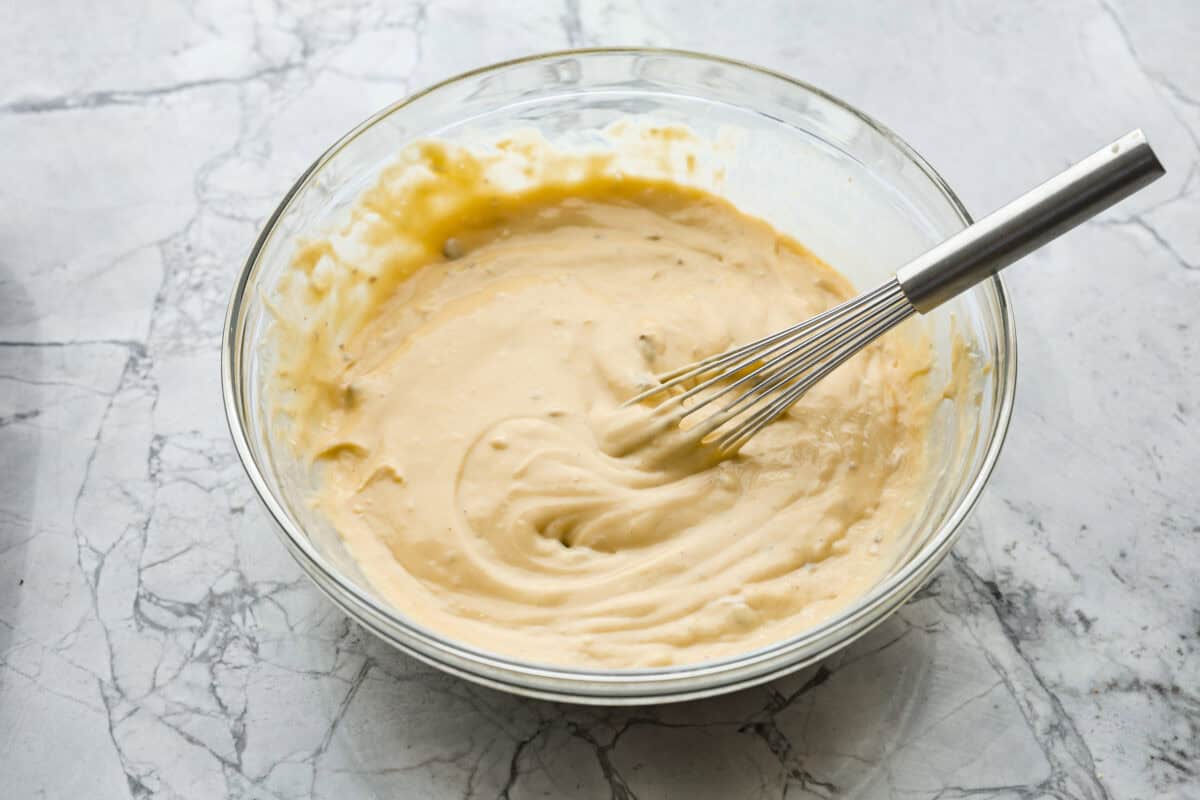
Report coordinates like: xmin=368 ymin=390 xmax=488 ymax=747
xmin=679 ymin=281 xmax=907 ymax=418
xmin=715 ymin=299 xmax=914 ymax=453
xmin=627 ymin=279 xmax=915 ymax=455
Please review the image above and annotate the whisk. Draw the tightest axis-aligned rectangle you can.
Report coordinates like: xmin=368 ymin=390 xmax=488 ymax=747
xmin=627 ymin=130 xmax=1164 ymax=455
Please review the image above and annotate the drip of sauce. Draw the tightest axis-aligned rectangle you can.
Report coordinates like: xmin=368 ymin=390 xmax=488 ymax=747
xmin=268 ymin=131 xmax=947 ymax=667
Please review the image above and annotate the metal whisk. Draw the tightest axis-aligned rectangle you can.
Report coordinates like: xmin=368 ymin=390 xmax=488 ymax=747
xmin=627 ymin=130 xmax=1164 ymax=455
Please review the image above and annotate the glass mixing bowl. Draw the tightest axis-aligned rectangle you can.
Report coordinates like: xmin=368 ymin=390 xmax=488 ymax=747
xmin=222 ymin=49 xmax=1016 ymax=704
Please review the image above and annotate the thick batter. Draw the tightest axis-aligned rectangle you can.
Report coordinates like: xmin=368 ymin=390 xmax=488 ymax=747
xmin=269 ymin=132 xmax=940 ymax=667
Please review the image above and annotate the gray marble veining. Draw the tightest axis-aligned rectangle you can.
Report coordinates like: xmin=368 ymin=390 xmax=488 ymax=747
xmin=1 ymin=2 xmax=1197 ymax=797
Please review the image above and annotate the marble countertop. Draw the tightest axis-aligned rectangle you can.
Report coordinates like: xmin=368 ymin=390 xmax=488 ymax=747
xmin=3 ymin=2 xmax=1198 ymax=797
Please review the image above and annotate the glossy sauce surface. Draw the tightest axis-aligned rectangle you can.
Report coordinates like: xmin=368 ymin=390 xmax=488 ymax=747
xmin=269 ymin=135 xmax=942 ymax=667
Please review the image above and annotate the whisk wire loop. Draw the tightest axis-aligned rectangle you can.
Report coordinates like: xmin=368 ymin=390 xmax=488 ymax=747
xmin=627 ymin=279 xmax=915 ymax=456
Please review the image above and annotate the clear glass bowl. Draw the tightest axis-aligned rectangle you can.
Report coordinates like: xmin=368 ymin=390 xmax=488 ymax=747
xmin=222 ymin=49 xmax=1016 ymax=704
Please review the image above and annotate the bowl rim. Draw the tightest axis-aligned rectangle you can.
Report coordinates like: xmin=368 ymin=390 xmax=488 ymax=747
xmin=221 ymin=47 xmax=1017 ymax=702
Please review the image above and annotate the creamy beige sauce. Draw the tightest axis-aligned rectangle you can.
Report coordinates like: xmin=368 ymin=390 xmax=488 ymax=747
xmin=269 ymin=132 xmax=942 ymax=668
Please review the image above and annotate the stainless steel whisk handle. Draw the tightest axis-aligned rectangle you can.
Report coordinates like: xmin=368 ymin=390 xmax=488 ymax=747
xmin=896 ymin=129 xmax=1165 ymax=313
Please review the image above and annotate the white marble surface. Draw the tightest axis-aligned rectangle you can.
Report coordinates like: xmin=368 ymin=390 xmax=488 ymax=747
xmin=2 ymin=2 xmax=1198 ymax=797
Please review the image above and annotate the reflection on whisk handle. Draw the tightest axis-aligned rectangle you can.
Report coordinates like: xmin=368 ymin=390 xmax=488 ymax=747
xmin=896 ymin=129 xmax=1165 ymax=313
